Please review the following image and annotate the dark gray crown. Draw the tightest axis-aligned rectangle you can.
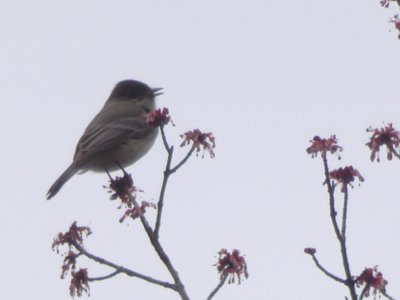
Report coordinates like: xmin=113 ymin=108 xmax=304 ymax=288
xmin=110 ymin=80 xmax=154 ymax=99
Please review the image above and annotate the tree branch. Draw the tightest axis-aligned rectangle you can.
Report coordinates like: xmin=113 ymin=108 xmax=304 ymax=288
xmin=309 ymin=254 xmax=346 ymax=284
xmin=322 ymin=153 xmax=342 ymax=243
xmin=154 ymin=125 xmax=195 ymax=237
xmin=70 ymin=240 xmax=175 ymax=290
xmin=341 ymin=186 xmax=349 ymax=241
xmin=89 ymin=270 xmax=122 ymax=282
xmin=321 ymin=154 xmax=357 ymax=300
xmin=160 ymin=124 xmax=171 ymax=153
xmin=128 ymin=193 xmax=190 ymax=300
xmin=169 ymin=147 xmax=195 ymax=175
xmin=207 ymin=275 xmax=228 ymax=300
xmin=154 ymin=143 xmax=174 ymax=237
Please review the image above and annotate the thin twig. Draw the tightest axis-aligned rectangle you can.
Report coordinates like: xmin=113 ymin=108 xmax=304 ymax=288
xmin=102 ymin=125 xmax=191 ymax=299
xmin=310 ymin=254 xmax=346 ymax=284
xmin=207 ymin=275 xmax=228 ymax=300
xmin=128 ymin=193 xmax=190 ymax=300
xmin=341 ymin=186 xmax=349 ymax=241
xmin=160 ymin=125 xmax=171 ymax=153
xmin=322 ymin=153 xmax=342 ymax=243
xmin=154 ymin=145 xmax=174 ymax=237
xmin=155 ymin=128 xmax=195 ymax=236
xmin=70 ymin=240 xmax=175 ymax=289
xmin=89 ymin=270 xmax=122 ymax=282
xmin=170 ymin=147 xmax=195 ymax=174
xmin=322 ymin=153 xmax=357 ymax=300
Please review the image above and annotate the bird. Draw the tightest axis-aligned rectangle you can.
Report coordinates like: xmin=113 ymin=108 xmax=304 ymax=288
xmin=46 ymin=79 xmax=162 ymax=199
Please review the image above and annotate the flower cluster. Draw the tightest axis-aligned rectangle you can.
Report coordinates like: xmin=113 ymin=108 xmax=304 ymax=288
xmin=216 ymin=249 xmax=248 ymax=284
xmin=106 ymin=172 xmax=136 ymax=206
xmin=70 ymin=268 xmax=90 ymax=297
xmin=119 ymin=201 xmax=157 ymax=223
xmin=145 ymin=107 xmax=172 ymax=127
xmin=180 ymin=129 xmax=216 ymax=158
xmin=61 ymin=250 xmax=79 ymax=279
xmin=52 ymin=222 xmax=92 ymax=253
xmin=329 ymin=166 xmax=364 ymax=192
xmin=366 ymin=123 xmax=400 ymax=162
xmin=356 ymin=267 xmax=388 ymax=298
xmin=52 ymin=223 xmax=92 ymax=297
xmin=306 ymin=135 xmax=343 ymax=158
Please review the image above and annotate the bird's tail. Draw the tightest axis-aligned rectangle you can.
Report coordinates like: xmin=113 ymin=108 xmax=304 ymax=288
xmin=46 ymin=164 xmax=77 ymax=200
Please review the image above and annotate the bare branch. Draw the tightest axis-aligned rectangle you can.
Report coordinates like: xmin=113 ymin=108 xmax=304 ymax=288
xmin=155 ymin=129 xmax=195 ymax=237
xmin=160 ymin=124 xmax=171 ymax=153
xmin=309 ymin=254 xmax=346 ymax=284
xmin=321 ymin=154 xmax=357 ymax=300
xmin=169 ymin=147 xmax=195 ymax=175
xmin=154 ymin=144 xmax=174 ymax=237
xmin=322 ymin=153 xmax=342 ymax=243
xmin=207 ymin=275 xmax=228 ymax=300
xmin=127 ymin=193 xmax=190 ymax=300
xmin=70 ymin=240 xmax=175 ymax=290
xmin=89 ymin=270 xmax=121 ymax=282
xmin=341 ymin=186 xmax=349 ymax=240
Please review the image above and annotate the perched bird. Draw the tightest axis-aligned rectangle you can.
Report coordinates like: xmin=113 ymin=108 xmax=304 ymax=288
xmin=46 ymin=79 xmax=162 ymax=199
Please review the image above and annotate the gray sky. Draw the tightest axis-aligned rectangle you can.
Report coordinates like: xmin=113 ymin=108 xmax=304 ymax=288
xmin=2 ymin=0 xmax=400 ymax=299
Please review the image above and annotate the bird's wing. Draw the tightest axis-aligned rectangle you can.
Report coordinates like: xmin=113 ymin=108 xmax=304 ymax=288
xmin=73 ymin=117 xmax=152 ymax=167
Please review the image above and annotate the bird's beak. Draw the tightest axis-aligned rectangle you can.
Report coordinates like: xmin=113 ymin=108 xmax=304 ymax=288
xmin=152 ymin=87 xmax=163 ymax=96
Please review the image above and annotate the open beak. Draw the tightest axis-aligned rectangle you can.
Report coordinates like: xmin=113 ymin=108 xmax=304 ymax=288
xmin=152 ymin=87 xmax=163 ymax=96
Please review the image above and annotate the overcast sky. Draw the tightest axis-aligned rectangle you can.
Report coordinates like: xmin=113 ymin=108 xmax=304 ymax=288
xmin=2 ymin=1 xmax=400 ymax=299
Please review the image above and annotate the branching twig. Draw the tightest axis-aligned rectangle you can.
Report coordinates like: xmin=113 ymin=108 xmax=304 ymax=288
xmin=70 ymin=240 xmax=175 ymax=290
xmin=154 ymin=125 xmax=195 ymax=236
xmin=309 ymin=254 xmax=346 ymax=284
xmin=127 ymin=193 xmax=190 ymax=300
xmin=53 ymin=120 xmax=225 ymax=300
xmin=322 ymin=153 xmax=342 ymax=243
xmin=124 ymin=124 xmax=195 ymax=299
xmin=154 ymin=143 xmax=174 ymax=236
xmin=169 ymin=148 xmax=195 ymax=175
xmin=322 ymin=154 xmax=357 ymax=300
xmin=307 ymin=135 xmax=397 ymax=300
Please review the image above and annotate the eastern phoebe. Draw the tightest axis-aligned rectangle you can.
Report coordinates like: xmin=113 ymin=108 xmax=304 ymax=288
xmin=46 ymin=79 xmax=162 ymax=200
